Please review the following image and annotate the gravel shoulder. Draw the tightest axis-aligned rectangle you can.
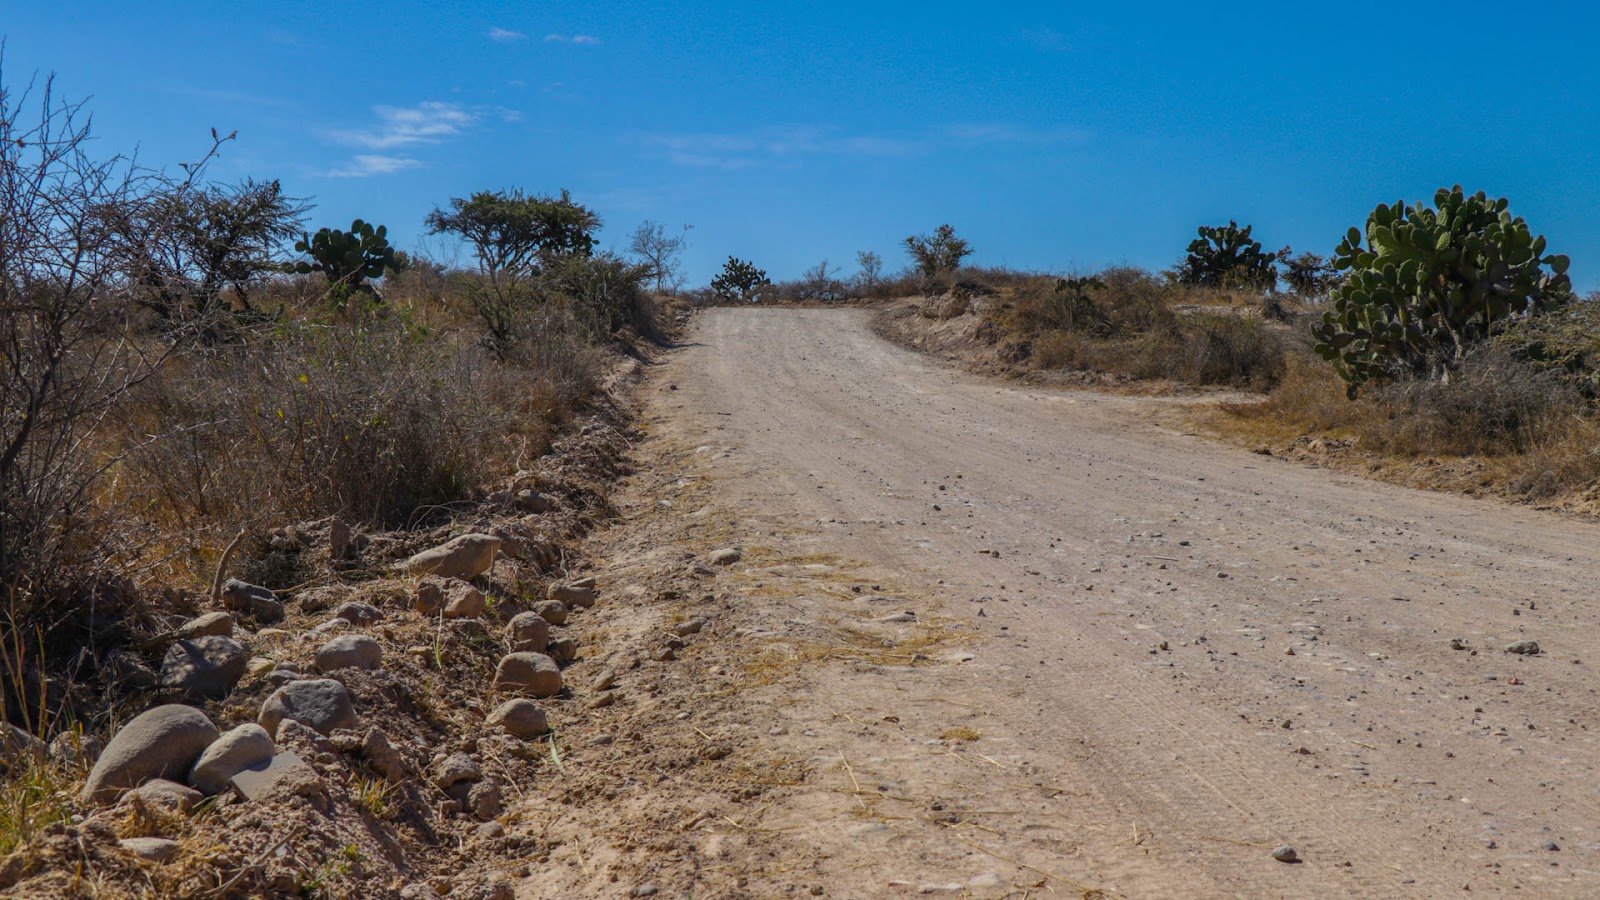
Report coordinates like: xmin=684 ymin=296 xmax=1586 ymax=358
xmin=579 ymin=306 xmax=1600 ymax=898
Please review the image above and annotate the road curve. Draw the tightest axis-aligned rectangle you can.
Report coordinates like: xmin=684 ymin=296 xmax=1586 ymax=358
xmin=660 ymin=307 xmax=1600 ymax=897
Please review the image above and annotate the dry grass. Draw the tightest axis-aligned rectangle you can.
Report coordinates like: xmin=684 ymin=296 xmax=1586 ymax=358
xmin=1214 ymin=349 xmax=1600 ymax=506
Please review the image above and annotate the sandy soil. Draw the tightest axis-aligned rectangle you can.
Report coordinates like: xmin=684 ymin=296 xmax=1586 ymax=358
xmin=541 ymin=307 xmax=1600 ymax=899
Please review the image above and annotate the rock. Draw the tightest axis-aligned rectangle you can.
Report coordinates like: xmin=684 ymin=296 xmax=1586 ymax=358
xmin=404 ymin=534 xmax=502 ymax=580
xmin=82 ymin=705 xmax=220 ymax=803
xmin=1505 ymin=640 xmax=1541 ymax=655
xmin=533 ymin=600 xmax=569 ymax=626
xmin=362 ymin=729 xmax=410 ymax=782
xmin=189 ymin=724 xmax=274 ymax=795
xmin=1449 ymin=637 xmax=1469 ymax=651
xmin=273 ymin=719 xmax=333 ymax=757
xmin=632 ymin=884 xmax=659 ymax=898
xmin=548 ymin=637 xmax=579 ymax=664
xmin=159 ymin=636 xmax=247 ymax=700
xmin=493 ymin=653 xmax=563 ymax=698
xmin=1271 ymin=844 xmax=1298 ymax=862
xmin=591 ymin=668 xmax=618 ymax=691
xmin=220 ymin=578 xmax=284 ymax=623
xmin=443 ymin=581 xmax=486 ymax=619
xmin=476 ymin=821 xmax=505 ymax=841
xmin=549 ymin=583 xmax=597 ymax=609
xmin=968 ymin=872 xmax=1004 ymax=888
xmin=119 ymin=837 xmax=180 ymax=864
xmin=266 ymin=669 xmax=304 ymax=687
xmin=101 ymin=649 xmax=159 ymax=689
xmin=652 ymin=646 xmax=677 ymax=662
xmin=507 ymin=612 xmax=550 ymax=654
xmin=314 ymin=634 xmax=383 ymax=671
xmin=400 ymin=885 xmax=445 ymax=900
xmin=306 ymin=618 xmax=352 ymax=638
xmin=432 ymin=752 xmax=481 ymax=790
xmin=128 ymin=778 xmax=203 ymax=814
xmin=259 ymin=678 xmax=358 ymax=736
xmin=229 ymin=750 xmax=317 ymax=801
xmin=674 ymin=618 xmax=706 ymax=637
xmin=486 ymin=699 xmax=549 ymax=739
xmin=246 ymin=657 xmax=276 ymax=677
xmin=335 ymin=601 xmax=384 ymax=626
xmin=1541 ymin=840 xmax=1561 ymax=851
xmin=468 ymin=779 xmax=503 ymax=820
xmin=47 ymin=731 xmax=102 ymax=769
xmin=415 ymin=579 xmax=446 ymax=616
xmin=708 ymin=548 xmax=741 ymax=566
xmin=176 ymin=612 xmax=234 ymax=639
xmin=569 ymin=575 xmax=596 ymax=590
xmin=1 ymin=723 xmax=46 ymax=771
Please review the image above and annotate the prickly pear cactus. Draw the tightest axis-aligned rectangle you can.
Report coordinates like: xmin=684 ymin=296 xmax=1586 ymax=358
xmin=1312 ymin=186 xmax=1572 ymax=397
xmin=292 ymin=219 xmax=399 ymax=298
xmin=1174 ymin=221 xmax=1280 ymax=289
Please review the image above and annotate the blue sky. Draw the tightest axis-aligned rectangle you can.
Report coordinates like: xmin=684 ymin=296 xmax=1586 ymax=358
xmin=4 ymin=2 xmax=1598 ymax=288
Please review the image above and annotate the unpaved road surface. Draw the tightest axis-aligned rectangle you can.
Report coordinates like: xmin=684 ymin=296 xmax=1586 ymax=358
xmin=586 ymin=308 xmax=1600 ymax=898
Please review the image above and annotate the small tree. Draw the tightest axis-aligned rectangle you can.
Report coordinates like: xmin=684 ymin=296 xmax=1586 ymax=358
xmin=800 ymin=259 xmax=843 ymax=301
xmin=425 ymin=189 xmax=599 ymax=295
xmin=903 ymin=224 xmax=972 ymax=281
xmin=710 ymin=257 xmax=770 ymax=303
xmin=855 ymin=250 xmax=883 ymax=292
xmin=627 ymin=220 xmax=692 ymax=294
xmin=1312 ymin=186 xmax=1572 ymax=397
xmin=1281 ymin=250 xmax=1341 ymax=298
xmin=1171 ymin=221 xmax=1280 ymax=290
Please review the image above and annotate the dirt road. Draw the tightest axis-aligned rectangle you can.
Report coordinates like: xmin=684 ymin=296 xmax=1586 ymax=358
xmin=595 ymin=307 xmax=1600 ymax=898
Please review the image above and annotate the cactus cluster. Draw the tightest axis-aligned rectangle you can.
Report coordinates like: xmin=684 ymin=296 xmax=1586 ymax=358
xmin=1313 ymin=186 xmax=1572 ymax=397
xmin=292 ymin=219 xmax=400 ymax=298
xmin=710 ymin=257 xmax=771 ymax=302
xmin=1172 ymin=221 xmax=1280 ymax=289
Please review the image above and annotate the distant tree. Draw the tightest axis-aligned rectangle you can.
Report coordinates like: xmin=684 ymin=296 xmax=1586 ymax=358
xmin=627 ymin=220 xmax=693 ymax=294
xmin=710 ymin=257 xmax=770 ymax=303
xmin=1170 ymin=221 xmax=1280 ymax=290
xmin=800 ymin=259 xmax=844 ymax=301
xmin=855 ymin=250 xmax=883 ymax=291
xmin=1280 ymin=250 xmax=1341 ymax=298
xmin=425 ymin=189 xmax=599 ymax=296
xmin=903 ymin=224 xmax=972 ymax=280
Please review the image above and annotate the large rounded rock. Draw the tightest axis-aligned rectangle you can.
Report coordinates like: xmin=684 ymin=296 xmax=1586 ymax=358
xmin=314 ymin=634 xmax=383 ymax=671
xmin=486 ymin=699 xmax=549 ymax=739
xmin=159 ymin=636 xmax=247 ymax=700
xmin=82 ymin=705 xmax=219 ymax=803
xmin=493 ymin=653 xmax=563 ymax=698
xmin=259 ymin=678 xmax=358 ymax=736
xmin=334 ymin=601 xmax=384 ymax=626
xmin=127 ymin=779 xmax=203 ymax=814
xmin=442 ymin=582 xmax=485 ymax=619
xmin=506 ymin=612 xmax=550 ymax=654
xmin=533 ymin=600 xmax=568 ymax=626
xmin=548 ymin=583 xmax=597 ymax=609
xmin=189 ymin=723 xmax=274 ymax=795
xmin=404 ymin=534 xmax=501 ymax=581
xmin=220 ymin=578 xmax=285 ymax=624
xmin=176 ymin=612 xmax=234 ymax=639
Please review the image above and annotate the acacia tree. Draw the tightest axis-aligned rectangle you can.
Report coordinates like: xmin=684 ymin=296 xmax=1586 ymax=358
xmin=425 ymin=189 xmax=600 ymax=295
xmin=627 ymin=220 xmax=692 ymax=294
xmin=855 ymin=250 xmax=883 ymax=292
xmin=903 ymin=224 xmax=972 ymax=281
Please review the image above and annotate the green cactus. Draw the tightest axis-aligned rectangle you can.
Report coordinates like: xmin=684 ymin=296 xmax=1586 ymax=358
xmin=1043 ymin=275 xmax=1109 ymax=334
xmin=1172 ymin=221 xmax=1281 ymax=290
xmin=292 ymin=219 xmax=400 ymax=300
xmin=1312 ymin=186 xmax=1572 ymax=398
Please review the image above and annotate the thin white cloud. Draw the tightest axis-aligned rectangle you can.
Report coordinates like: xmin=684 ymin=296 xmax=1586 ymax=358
xmin=329 ymin=102 xmax=479 ymax=150
xmin=544 ymin=33 xmax=600 ymax=45
xmin=323 ymin=155 xmax=422 ymax=178
xmin=488 ymin=27 xmax=528 ymax=42
xmin=571 ymin=34 xmax=600 ymax=45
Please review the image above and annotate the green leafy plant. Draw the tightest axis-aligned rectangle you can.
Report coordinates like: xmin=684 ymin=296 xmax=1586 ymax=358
xmin=903 ymin=224 xmax=973 ymax=281
xmin=1281 ymin=250 xmax=1341 ymax=298
xmin=710 ymin=257 xmax=770 ymax=302
xmin=1172 ymin=221 xmax=1280 ymax=289
xmin=1312 ymin=186 xmax=1572 ymax=397
xmin=292 ymin=219 xmax=400 ymax=303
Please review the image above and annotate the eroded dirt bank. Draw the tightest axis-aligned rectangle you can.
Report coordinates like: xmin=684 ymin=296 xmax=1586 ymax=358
xmin=554 ymin=307 xmax=1600 ymax=898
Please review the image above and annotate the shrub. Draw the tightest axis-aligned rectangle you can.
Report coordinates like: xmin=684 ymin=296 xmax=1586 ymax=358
xmin=1313 ymin=186 xmax=1573 ymax=396
xmin=1281 ymin=250 xmax=1341 ymax=298
xmin=903 ymin=224 xmax=973 ymax=282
